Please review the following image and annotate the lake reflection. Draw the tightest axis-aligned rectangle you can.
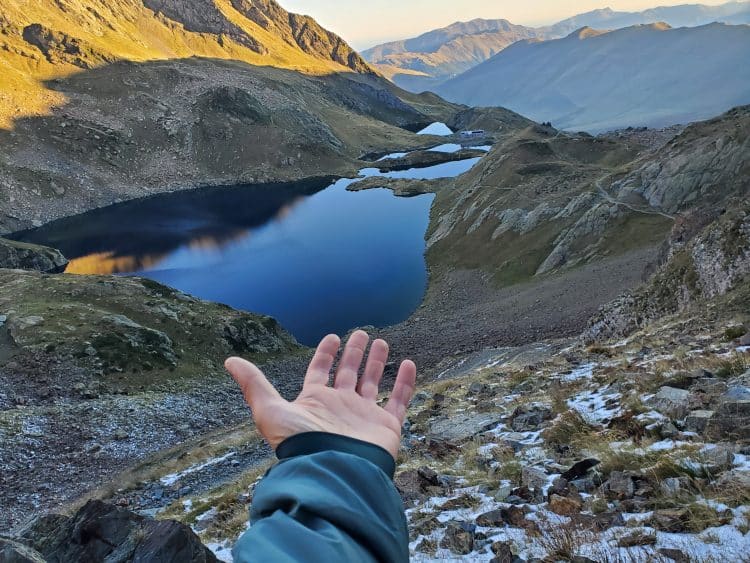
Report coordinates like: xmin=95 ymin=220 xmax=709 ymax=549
xmin=16 ymin=176 xmax=435 ymax=345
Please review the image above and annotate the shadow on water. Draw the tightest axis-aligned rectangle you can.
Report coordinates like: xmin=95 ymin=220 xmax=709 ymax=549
xmin=13 ymin=175 xmax=437 ymax=346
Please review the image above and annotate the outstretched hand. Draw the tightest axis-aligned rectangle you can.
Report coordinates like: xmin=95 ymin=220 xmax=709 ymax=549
xmin=225 ymin=330 xmax=417 ymax=459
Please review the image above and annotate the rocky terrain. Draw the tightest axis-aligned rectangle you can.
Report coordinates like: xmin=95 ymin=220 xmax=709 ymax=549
xmin=0 ymin=243 xmax=309 ymax=530
xmin=32 ymin=208 xmax=746 ymax=562
xmin=0 ymin=0 xmax=462 ymax=233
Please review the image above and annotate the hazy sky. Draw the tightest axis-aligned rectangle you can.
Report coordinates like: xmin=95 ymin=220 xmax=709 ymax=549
xmin=280 ymin=0 xmax=731 ymax=49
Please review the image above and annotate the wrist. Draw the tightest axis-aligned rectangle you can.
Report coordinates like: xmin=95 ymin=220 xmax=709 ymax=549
xmin=276 ymin=431 xmax=397 ymax=478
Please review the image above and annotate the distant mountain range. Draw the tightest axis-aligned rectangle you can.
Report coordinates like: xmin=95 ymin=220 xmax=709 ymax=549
xmin=363 ymin=1 xmax=750 ymax=91
xmin=435 ymin=22 xmax=750 ymax=132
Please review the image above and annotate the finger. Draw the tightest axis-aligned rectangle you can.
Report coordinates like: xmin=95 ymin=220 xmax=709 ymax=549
xmin=334 ymin=330 xmax=369 ymax=390
xmin=225 ymin=357 xmax=283 ymax=412
xmin=357 ymin=339 xmax=389 ymax=400
xmin=303 ymin=334 xmax=341 ymax=388
xmin=385 ymin=360 xmax=417 ymax=423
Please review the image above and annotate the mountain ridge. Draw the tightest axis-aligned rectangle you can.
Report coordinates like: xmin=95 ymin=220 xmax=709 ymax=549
xmin=435 ymin=22 xmax=750 ymax=132
xmin=364 ymin=1 xmax=750 ymax=91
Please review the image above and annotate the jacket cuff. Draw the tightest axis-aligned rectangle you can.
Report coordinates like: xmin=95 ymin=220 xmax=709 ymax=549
xmin=276 ymin=432 xmax=396 ymax=478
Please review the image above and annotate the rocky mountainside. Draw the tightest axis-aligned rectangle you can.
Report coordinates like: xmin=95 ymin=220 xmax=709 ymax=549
xmin=0 ymin=0 xmax=460 ymax=233
xmin=362 ymin=19 xmax=541 ymax=92
xmin=75 ymin=211 xmax=750 ymax=562
xmin=435 ymin=22 xmax=750 ymax=132
xmin=364 ymin=1 xmax=750 ymax=92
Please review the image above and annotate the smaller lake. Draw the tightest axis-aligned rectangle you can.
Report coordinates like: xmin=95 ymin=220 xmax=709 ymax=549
xmin=16 ymin=154 xmax=483 ymax=345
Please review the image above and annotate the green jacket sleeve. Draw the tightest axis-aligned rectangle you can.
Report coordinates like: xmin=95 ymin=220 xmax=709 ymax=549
xmin=232 ymin=432 xmax=409 ymax=563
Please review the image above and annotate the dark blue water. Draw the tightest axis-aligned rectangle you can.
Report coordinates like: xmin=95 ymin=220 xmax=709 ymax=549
xmin=16 ymin=155 xmax=482 ymax=345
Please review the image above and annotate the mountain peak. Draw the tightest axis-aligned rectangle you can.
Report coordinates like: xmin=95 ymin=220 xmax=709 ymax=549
xmin=567 ymin=26 xmax=609 ymax=39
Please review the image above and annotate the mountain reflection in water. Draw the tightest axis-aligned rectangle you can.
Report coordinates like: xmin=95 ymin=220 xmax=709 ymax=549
xmin=15 ymin=175 xmax=436 ymax=345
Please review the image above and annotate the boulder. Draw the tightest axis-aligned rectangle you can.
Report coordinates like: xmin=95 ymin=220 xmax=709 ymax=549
xmin=699 ymin=444 xmax=735 ymax=470
xmin=510 ymin=403 xmax=553 ymax=431
xmin=605 ymin=471 xmax=634 ymax=499
xmin=0 ymin=538 xmax=46 ymax=563
xmin=440 ymin=521 xmax=475 ymax=555
xmin=0 ymin=238 xmax=68 ymax=273
xmin=646 ymin=386 xmax=691 ymax=418
xmin=490 ymin=541 xmax=515 ymax=563
xmin=12 ymin=500 xmax=218 ymax=562
xmin=684 ymin=410 xmax=714 ymax=433
xmin=706 ymin=399 xmax=750 ymax=440
xmin=521 ymin=466 xmax=548 ymax=492
xmin=549 ymin=494 xmax=583 ymax=516
xmin=428 ymin=413 xmax=502 ymax=443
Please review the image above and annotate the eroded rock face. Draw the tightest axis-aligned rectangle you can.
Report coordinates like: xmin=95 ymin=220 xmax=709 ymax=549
xmin=584 ymin=201 xmax=750 ymax=342
xmin=12 ymin=500 xmax=218 ymax=563
xmin=0 ymin=238 xmax=67 ymax=273
xmin=613 ymin=106 xmax=750 ymax=214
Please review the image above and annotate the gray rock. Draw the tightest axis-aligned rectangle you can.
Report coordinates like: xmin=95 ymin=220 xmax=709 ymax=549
xmin=606 ymin=471 xmax=634 ymax=499
xmin=699 ymin=444 xmax=735 ymax=469
xmin=646 ymin=386 xmax=691 ymax=418
xmin=0 ymin=238 xmax=68 ymax=273
xmin=521 ymin=466 xmax=548 ymax=491
xmin=428 ymin=413 xmax=502 ymax=443
xmin=660 ymin=477 xmax=682 ymax=497
xmin=510 ymin=402 xmax=552 ymax=431
xmin=706 ymin=400 xmax=750 ymax=440
xmin=684 ymin=410 xmax=714 ymax=433
xmin=723 ymin=386 xmax=750 ymax=401
xmin=0 ymin=538 xmax=46 ymax=562
xmin=14 ymin=500 xmax=218 ymax=562
xmin=494 ymin=483 xmax=513 ymax=502
xmin=440 ymin=521 xmax=475 ymax=555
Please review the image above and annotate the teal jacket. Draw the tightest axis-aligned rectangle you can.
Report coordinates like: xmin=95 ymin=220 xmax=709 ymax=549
xmin=232 ymin=432 xmax=409 ymax=562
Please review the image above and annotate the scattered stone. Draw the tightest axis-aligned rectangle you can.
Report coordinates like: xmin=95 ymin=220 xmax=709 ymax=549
xmin=560 ymin=458 xmax=600 ymax=481
xmin=428 ymin=413 xmax=502 ymax=443
xmin=0 ymin=538 xmax=46 ymax=562
xmin=617 ymin=530 xmax=657 ymax=547
xmin=658 ymin=548 xmax=690 ymax=563
xmin=660 ymin=477 xmax=682 ymax=497
xmin=12 ymin=500 xmax=218 ymax=562
xmin=549 ymin=494 xmax=582 ymax=516
xmin=113 ymin=430 xmax=129 ymax=441
xmin=490 ymin=541 xmax=515 ymax=563
xmin=605 ymin=471 xmax=634 ymax=499
xmin=699 ymin=443 xmax=735 ymax=469
xmin=521 ymin=466 xmax=548 ymax=491
xmin=684 ymin=410 xmax=715 ymax=433
xmin=440 ymin=521 xmax=475 ymax=555
xmin=414 ymin=537 xmax=437 ymax=556
xmin=510 ymin=403 xmax=552 ymax=431
xmin=647 ymin=386 xmax=691 ymax=418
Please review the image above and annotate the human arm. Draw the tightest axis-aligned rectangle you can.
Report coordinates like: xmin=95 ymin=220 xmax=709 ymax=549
xmin=225 ymin=331 xmax=417 ymax=562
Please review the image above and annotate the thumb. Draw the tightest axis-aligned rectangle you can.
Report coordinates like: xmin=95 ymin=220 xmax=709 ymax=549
xmin=225 ymin=357 xmax=283 ymax=412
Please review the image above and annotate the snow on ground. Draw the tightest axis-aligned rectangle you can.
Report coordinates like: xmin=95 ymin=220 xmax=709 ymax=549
xmin=160 ymin=452 xmax=235 ymax=486
xmin=376 ymin=151 xmax=408 ymax=161
xmin=559 ymin=362 xmax=596 ymax=382
xmin=469 ymin=145 xmax=492 ymax=151
xmin=417 ymin=122 xmax=453 ymax=136
xmin=428 ymin=143 xmax=462 ymax=153
xmin=568 ymin=386 xmax=623 ymax=425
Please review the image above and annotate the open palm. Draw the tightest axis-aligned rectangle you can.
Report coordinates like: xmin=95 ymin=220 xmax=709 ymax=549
xmin=225 ymin=330 xmax=417 ymax=459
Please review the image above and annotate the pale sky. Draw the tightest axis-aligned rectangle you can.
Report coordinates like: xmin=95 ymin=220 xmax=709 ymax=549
xmin=279 ymin=0 xmax=732 ymax=49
